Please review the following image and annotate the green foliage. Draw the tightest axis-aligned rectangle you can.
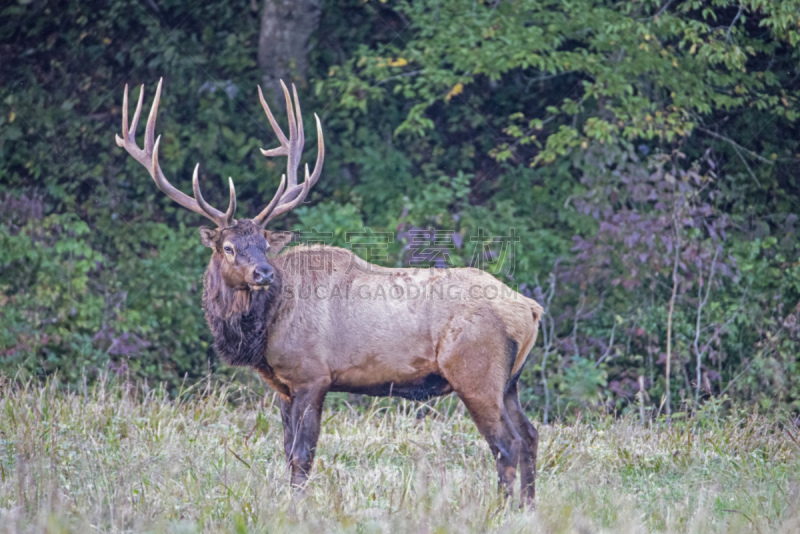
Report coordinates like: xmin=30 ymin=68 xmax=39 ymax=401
xmin=326 ymin=0 xmax=800 ymax=166
xmin=0 ymin=208 xmax=212 ymax=385
xmin=0 ymin=213 xmax=106 ymax=379
xmin=1 ymin=0 xmax=799 ymax=414
xmin=294 ymin=200 xmax=364 ymax=247
xmin=559 ymin=357 xmax=608 ymax=408
xmin=405 ymin=170 xmax=471 ymax=225
xmin=0 ymin=0 xmax=265 ymax=390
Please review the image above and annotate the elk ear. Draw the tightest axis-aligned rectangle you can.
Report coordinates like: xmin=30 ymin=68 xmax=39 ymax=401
xmin=198 ymin=226 xmax=219 ymax=249
xmin=265 ymin=230 xmax=293 ymax=257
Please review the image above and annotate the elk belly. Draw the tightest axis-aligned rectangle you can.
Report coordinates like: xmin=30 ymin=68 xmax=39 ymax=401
xmin=330 ymin=373 xmax=453 ymax=401
xmin=329 ymin=354 xmax=453 ymax=401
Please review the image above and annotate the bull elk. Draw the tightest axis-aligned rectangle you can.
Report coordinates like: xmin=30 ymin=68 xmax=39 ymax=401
xmin=115 ymin=79 xmax=544 ymax=503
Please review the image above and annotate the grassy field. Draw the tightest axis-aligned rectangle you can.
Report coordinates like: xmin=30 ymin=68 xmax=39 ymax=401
xmin=0 ymin=375 xmax=798 ymax=533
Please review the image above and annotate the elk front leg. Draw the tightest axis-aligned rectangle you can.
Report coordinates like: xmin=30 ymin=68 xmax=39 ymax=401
xmin=286 ymin=381 xmax=329 ymax=488
xmin=279 ymin=396 xmax=295 ymax=469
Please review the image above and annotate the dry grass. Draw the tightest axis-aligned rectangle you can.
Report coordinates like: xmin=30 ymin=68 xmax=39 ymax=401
xmin=0 ymin=374 xmax=798 ymax=533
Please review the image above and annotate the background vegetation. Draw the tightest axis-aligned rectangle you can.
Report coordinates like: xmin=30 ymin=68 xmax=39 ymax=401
xmin=2 ymin=0 xmax=800 ymax=421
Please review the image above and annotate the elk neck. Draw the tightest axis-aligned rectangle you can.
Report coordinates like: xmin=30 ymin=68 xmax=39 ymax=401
xmin=201 ymin=254 xmax=284 ymax=368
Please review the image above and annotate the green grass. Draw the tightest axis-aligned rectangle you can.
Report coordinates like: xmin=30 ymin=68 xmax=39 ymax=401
xmin=0 ymin=375 xmax=798 ymax=533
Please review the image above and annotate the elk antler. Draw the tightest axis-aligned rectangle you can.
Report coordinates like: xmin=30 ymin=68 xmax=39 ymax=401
xmin=115 ymin=79 xmax=236 ymax=228
xmin=253 ymin=81 xmax=325 ymax=227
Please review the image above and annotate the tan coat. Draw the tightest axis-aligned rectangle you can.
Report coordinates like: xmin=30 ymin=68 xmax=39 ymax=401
xmin=265 ymin=246 xmax=543 ymax=404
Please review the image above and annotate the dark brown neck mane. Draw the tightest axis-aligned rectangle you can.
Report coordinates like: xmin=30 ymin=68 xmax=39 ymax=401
xmin=202 ymin=255 xmax=282 ymax=368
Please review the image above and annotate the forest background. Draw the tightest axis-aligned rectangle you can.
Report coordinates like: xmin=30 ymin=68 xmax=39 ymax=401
xmin=2 ymin=0 xmax=800 ymax=422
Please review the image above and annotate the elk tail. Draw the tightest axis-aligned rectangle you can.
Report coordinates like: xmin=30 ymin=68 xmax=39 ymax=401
xmin=530 ymin=300 xmax=544 ymax=323
xmin=506 ymin=300 xmax=545 ymax=392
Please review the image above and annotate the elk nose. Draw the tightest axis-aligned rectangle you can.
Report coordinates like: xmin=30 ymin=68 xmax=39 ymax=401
xmin=253 ymin=265 xmax=273 ymax=284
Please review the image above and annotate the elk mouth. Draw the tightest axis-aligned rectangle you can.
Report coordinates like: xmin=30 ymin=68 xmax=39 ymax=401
xmin=249 ymin=282 xmax=271 ymax=291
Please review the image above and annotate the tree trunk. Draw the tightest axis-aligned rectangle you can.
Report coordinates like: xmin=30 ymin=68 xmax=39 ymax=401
xmin=258 ymin=0 xmax=321 ymax=105
xmin=665 ymin=217 xmax=681 ymax=421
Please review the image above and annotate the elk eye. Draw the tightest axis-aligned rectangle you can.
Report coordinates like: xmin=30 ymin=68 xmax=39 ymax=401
xmin=223 ymin=246 xmax=234 ymax=255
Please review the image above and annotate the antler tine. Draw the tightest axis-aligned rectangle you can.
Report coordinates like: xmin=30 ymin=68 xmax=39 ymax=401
xmin=191 ymin=165 xmax=236 ymax=227
xmin=308 ymin=114 xmax=325 ymax=187
xmin=252 ymin=174 xmax=287 ymax=224
xmin=254 ymin=101 xmax=325 ymax=226
xmin=285 ymin=113 xmax=324 ymax=197
xmin=293 ymin=83 xmax=305 ymax=150
xmin=129 ymin=84 xmax=144 ymax=139
xmin=253 ymin=81 xmax=324 ymax=227
xmin=225 ymin=177 xmax=237 ymax=224
xmin=258 ymin=85 xmax=289 ymax=155
xmin=259 ymin=171 xmax=311 ymax=225
xmin=144 ymin=79 xmax=161 ymax=155
xmin=116 ymin=79 xmax=235 ymax=227
xmin=280 ymin=81 xmax=300 ymax=189
xmin=258 ymin=81 xmax=302 ymax=189
xmin=118 ymin=84 xmax=136 ymax=143
xmin=281 ymin=80 xmax=297 ymax=154
xmin=260 ymin=131 xmax=322 ymax=225
xmin=120 ymin=84 xmax=128 ymax=140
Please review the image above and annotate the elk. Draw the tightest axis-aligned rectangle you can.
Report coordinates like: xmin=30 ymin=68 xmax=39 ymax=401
xmin=115 ymin=79 xmax=544 ymax=503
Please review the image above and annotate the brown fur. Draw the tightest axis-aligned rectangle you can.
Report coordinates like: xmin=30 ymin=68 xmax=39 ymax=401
xmin=199 ymin=225 xmax=544 ymax=502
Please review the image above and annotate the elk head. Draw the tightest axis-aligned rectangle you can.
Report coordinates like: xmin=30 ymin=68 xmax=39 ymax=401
xmin=115 ymin=78 xmax=324 ymax=292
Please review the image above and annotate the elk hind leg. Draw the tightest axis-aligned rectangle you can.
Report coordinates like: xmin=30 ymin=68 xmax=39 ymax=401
xmin=455 ymin=391 xmax=523 ymax=499
xmin=438 ymin=325 xmax=523 ymax=498
xmin=503 ymin=381 xmax=539 ymax=505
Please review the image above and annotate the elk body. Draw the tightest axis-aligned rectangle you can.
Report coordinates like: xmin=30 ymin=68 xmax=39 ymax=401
xmin=116 ymin=79 xmax=544 ymax=503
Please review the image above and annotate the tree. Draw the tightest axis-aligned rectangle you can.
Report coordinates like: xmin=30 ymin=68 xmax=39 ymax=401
xmin=258 ymin=0 xmax=321 ymax=103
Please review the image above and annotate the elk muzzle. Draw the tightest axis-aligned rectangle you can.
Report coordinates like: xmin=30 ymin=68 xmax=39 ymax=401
xmin=249 ymin=263 xmax=274 ymax=289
